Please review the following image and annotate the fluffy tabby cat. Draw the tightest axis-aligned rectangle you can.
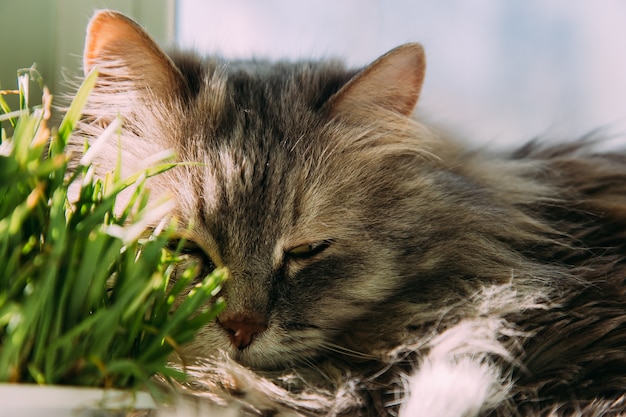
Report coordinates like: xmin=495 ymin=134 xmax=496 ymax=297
xmin=73 ymin=10 xmax=626 ymax=417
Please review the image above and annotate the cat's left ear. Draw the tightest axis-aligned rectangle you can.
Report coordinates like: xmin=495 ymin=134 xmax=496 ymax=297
xmin=83 ymin=10 xmax=186 ymax=102
xmin=328 ymin=43 xmax=426 ymax=117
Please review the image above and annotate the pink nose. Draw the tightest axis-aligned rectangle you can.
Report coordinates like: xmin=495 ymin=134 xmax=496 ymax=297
xmin=218 ymin=315 xmax=268 ymax=350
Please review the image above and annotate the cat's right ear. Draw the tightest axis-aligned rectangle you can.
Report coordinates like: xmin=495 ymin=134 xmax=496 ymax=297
xmin=84 ymin=10 xmax=185 ymax=102
xmin=327 ymin=43 xmax=426 ymax=117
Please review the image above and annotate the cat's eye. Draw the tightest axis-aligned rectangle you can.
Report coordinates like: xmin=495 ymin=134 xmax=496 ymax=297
xmin=286 ymin=240 xmax=332 ymax=259
xmin=168 ymin=238 xmax=202 ymax=256
xmin=167 ymin=239 xmax=216 ymax=276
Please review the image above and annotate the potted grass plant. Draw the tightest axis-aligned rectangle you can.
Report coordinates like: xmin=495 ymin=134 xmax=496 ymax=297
xmin=0 ymin=68 xmax=225 ymax=416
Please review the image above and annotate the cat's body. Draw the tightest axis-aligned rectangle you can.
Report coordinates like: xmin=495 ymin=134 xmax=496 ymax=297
xmin=74 ymin=10 xmax=626 ymax=417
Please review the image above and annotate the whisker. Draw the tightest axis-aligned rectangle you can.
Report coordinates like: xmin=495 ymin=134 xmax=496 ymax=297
xmin=320 ymin=341 xmax=378 ymax=360
xmin=298 ymin=356 xmax=335 ymax=383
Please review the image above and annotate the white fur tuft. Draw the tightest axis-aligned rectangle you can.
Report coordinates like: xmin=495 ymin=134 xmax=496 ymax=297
xmin=400 ymin=356 xmax=500 ymax=417
xmin=399 ymin=318 xmax=513 ymax=417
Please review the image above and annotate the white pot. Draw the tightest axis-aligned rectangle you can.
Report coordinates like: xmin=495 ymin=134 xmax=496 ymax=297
xmin=0 ymin=383 xmax=156 ymax=417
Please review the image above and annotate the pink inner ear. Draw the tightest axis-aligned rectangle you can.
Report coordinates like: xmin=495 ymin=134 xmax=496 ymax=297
xmin=329 ymin=43 xmax=426 ymax=117
xmin=82 ymin=10 xmax=185 ymax=98
xmin=83 ymin=11 xmax=145 ymax=73
xmin=388 ymin=44 xmax=426 ymax=113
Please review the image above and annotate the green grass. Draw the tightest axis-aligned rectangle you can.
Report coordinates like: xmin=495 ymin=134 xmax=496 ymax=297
xmin=0 ymin=68 xmax=225 ymax=396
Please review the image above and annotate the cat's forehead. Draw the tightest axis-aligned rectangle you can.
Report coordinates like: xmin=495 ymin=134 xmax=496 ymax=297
xmin=169 ymin=53 xmax=361 ymax=159
xmin=174 ymin=60 xmax=351 ymax=163
xmin=214 ymin=59 xmax=354 ymax=131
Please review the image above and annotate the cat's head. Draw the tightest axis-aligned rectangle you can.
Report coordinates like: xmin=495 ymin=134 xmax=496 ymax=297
xmin=76 ymin=11 xmax=522 ymax=371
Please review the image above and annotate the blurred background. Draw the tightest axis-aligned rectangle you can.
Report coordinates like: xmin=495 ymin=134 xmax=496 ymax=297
xmin=2 ymin=0 xmax=626 ymax=147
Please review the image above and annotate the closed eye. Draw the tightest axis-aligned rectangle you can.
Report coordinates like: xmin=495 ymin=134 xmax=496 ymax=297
xmin=168 ymin=238 xmax=201 ymax=256
xmin=286 ymin=240 xmax=332 ymax=260
xmin=168 ymin=238 xmax=216 ymax=278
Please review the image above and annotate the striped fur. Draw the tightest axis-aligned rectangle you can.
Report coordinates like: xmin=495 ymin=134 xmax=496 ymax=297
xmin=74 ymin=11 xmax=626 ymax=417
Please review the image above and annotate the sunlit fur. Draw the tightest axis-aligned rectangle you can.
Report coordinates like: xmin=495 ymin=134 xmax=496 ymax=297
xmin=72 ymin=10 xmax=626 ymax=417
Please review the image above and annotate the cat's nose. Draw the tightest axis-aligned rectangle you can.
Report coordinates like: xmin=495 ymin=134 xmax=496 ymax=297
xmin=218 ymin=314 xmax=268 ymax=350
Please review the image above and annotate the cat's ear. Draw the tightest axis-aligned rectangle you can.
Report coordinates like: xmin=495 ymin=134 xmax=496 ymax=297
xmin=84 ymin=10 xmax=185 ymax=100
xmin=328 ymin=43 xmax=426 ymax=117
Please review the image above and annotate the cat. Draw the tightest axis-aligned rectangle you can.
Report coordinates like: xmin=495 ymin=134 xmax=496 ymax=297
xmin=72 ymin=10 xmax=626 ymax=417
